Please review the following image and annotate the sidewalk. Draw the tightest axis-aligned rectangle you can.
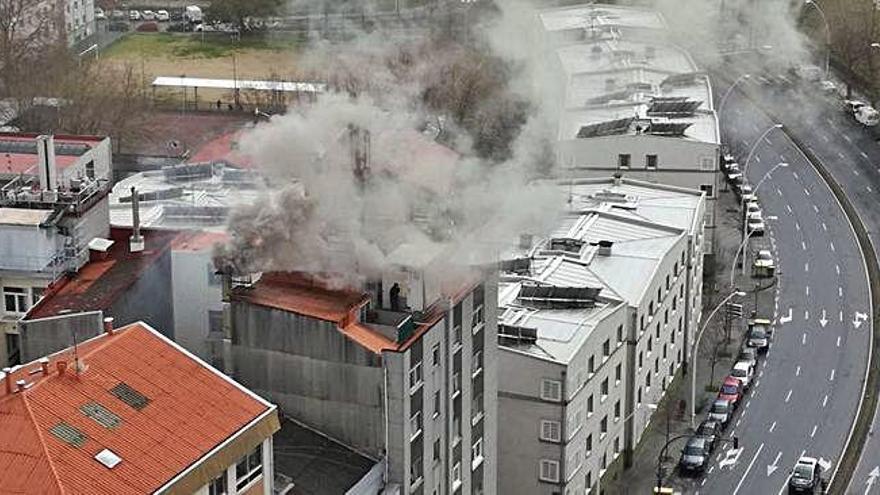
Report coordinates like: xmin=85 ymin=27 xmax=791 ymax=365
xmin=602 ymin=183 xmax=777 ymax=494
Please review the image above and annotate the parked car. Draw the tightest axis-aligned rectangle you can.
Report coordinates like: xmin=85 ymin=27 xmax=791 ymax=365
xmin=844 ymin=99 xmax=880 ymax=127
xmin=724 ymin=161 xmax=741 ymax=174
xmin=728 ymin=172 xmax=744 ymax=187
xmin=749 ymin=316 xmax=774 ymax=338
xmin=111 ymin=10 xmax=125 ymax=20
xmin=753 ymin=249 xmax=775 ymax=278
xmin=818 ymin=80 xmax=837 ymax=95
xmin=129 ymin=10 xmax=141 ymax=20
xmin=678 ymin=436 xmax=711 ymax=475
xmin=738 ymin=346 xmax=758 ymax=368
xmin=718 ymin=377 xmax=744 ymax=408
xmin=746 ymin=200 xmax=761 ymax=217
xmin=142 ymin=10 xmax=156 ymax=20
xmin=95 ymin=7 xmax=106 ymax=20
xmin=739 ymin=184 xmax=755 ymax=203
xmin=730 ymin=361 xmax=755 ymax=390
xmin=696 ymin=419 xmax=723 ymax=452
xmin=747 ymin=325 xmax=770 ymax=353
xmin=788 ymin=456 xmax=825 ymax=494
xmin=708 ymin=398 xmax=733 ymax=426
xmin=156 ymin=10 xmax=170 ymax=21
xmin=747 ymin=214 xmax=766 ymax=236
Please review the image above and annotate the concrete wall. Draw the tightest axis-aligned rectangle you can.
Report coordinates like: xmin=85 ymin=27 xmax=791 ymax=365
xmin=109 ymin=248 xmax=175 ymax=339
xmin=171 ymin=248 xmax=223 ymax=359
xmin=230 ymin=302 xmax=386 ymax=458
xmin=0 ymin=224 xmax=62 ymax=272
xmin=18 ymin=311 xmax=103 ymax=363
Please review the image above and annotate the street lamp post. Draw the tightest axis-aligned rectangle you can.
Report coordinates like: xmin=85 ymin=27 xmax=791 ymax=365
xmin=718 ymin=74 xmax=750 ymax=118
xmin=805 ymin=0 xmax=832 ymax=76
xmin=734 ymin=162 xmax=789 ymax=282
xmin=690 ymin=289 xmax=746 ymax=429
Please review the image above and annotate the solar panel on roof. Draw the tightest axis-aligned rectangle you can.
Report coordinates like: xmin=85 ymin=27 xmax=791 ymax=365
xmin=660 ymin=72 xmax=706 ymax=87
xmin=49 ymin=422 xmax=88 ymax=448
xmin=647 ymin=122 xmax=692 ymax=136
xmin=646 ymin=99 xmax=702 ymax=116
xmin=518 ymin=285 xmax=601 ymax=309
xmin=81 ymin=402 xmax=122 ymax=429
xmin=110 ymin=382 xmax=150 ymax=410
xmin=576 ymin=117 xmax=634 ymax=138
xmin=587 ymin=90 xmax=631 ymax=105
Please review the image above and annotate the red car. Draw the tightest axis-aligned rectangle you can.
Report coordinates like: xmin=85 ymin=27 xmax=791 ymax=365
xmin=718 ymin=377 xmax=743 ymax=408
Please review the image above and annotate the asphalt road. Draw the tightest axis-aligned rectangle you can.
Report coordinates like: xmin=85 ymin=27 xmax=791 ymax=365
xmin=730 ymin=75 xmax=880 ymax=495
xmin=678 ymin=80 xmax=872 ymax=495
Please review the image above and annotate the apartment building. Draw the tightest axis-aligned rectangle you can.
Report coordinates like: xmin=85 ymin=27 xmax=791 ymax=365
xmin=226 ymin=246 xmax=498 ymax=494
xmin=535 ymin=3 xmax=720 ymax=253
xmin=0 ymin=318 xmax=280 ymax=495
xmin=0 ymin=134 xmax=113 ymax=366
xmin=497 ymin=177 xmax=705 ymax=494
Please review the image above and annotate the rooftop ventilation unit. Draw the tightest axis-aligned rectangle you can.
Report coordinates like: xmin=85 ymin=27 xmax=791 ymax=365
xmin=498 ymin=324 xmax=538 ymax=345
xmin=548 ymin=237 xmax=585 ymax=253
xmin=518 ymin=285 xmax=601 ymax=309
xmin=162 ymin=163 xmax=214 ymax=182
xmin=95 ymin=449 xmax=122 ymax=469
xmin=597 ymin=240 xmax=613 ymax=256
xmin=500 ymin=257 xmax=531 ymax=275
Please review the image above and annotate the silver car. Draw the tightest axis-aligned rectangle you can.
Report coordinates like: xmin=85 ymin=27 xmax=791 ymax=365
xmin=708 ymin=399 xmax=732 ymax=426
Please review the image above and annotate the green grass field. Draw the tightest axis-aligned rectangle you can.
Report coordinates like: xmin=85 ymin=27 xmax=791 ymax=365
xmin=104 ymin=33 xmax=303 ymax=60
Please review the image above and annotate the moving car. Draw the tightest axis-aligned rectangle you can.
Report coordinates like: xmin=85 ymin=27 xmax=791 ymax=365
xmin=678 ymin=436 xmax=711 ymax=475
xmin=718 ymin=377 xmax=744 ymax=408
xmin=753 ymin=249 xmax=775 ymax=278
xmin=730 ymin=361 xmax=755 ymax=390
xmin=129 ymin=10 xmax=141 ymax=20
xmin=708 ymin=398 xmax=733 ymax=426
xmin=696 ymin=419 xmax=722 ymax=452
xmin=747 ymin=325 xmax=770 ymax=353
xmin=156 ymin=10 xmax=170 ymax=21
xmin=844 ymin=100 xmax=880 ymax=127
xmin=788 ymin=456 xmax=825 ymax=494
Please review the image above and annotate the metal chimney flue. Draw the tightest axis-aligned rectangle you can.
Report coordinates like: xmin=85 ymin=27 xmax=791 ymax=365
xmin=129 ymin=187 xmax=144 ymax=253
xmin=2 ymin=367 xmax=11 ymax=394
xmin=36 ymin=135 xmax=57 ymax=191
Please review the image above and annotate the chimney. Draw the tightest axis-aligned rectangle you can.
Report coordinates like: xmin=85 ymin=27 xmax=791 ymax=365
xmin=39 ymin=358 xmax=49 ymax=376
xmin=15 ymin=379 xmax=26 ymax=392
xmin=598 ymin=240 xmax=614 ymax=256
xmin=129 ymin=186 xmax=144 ymax=253
xmin=613 ymin=172 xmax=623 ymax=186
xmin=56 ymin=360 xmax=68 ymax=376
xmin=103 ymin=317 xmax=115 ymax=335
xmin=36 ymin=135 xmax=58 ymax=191
xmin=519 ymin=233 xmax=533 ymax=250
xmin=2 ymin=367 xmax=11 ymax=394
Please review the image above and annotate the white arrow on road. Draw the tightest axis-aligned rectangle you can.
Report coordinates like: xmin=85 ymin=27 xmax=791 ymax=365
xmin=780 ymin=308 xmax=793 ymax=325
xmin=767 ymin=451 xmax=782 ymax=476
xmin=820 ymin=310 xmax=828 ymax=328
xmin=818 ymin=457 xmax=832 ymax=471
xmin=866 ymin=466 xmax=880 ymax=494
xmin=720 ymin=447 xmax=744 ymax=469
xmin=854 ymin=311 xmax=869 ymax=329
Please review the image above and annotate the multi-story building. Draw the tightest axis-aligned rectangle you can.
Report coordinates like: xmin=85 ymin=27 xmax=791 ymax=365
xmin=226 ymin=250 xmax=498 ymax=494
xmin=497 ymin=176 xmax=705 ymax=494
xmin=0 ymin=317 xmax=280 ymax=495
xmin=0 ymin=133 xmax=113 ymax=366
xmin=535 ymin=3 xmax=720 ymax=253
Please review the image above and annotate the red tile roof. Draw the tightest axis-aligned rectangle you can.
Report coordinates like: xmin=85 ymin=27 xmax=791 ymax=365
xmin=188 ymin=131 xmax=254 ymax=169
xmin=171 ymin=230 xmax=229 ymax=252
xmin=0 ymin=154 xmax=78 ymax=175
xmin=0 ymin=321 xmax=273 ymax=495
xmin=26 ymin=227 xmax=179 ymax=320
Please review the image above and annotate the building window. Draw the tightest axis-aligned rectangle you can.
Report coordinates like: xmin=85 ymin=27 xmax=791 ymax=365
xmin=411 ymin=455 xmax=424 ymax=486
xmin=617 ymin=325 xmax=623 ymax=344
xmin=5 ymin=333 xmax=20 ymax=366
xmin=700 ymin=156 xmax=715 ymax=171
xmin=539 ymin=459 xmax=561 ymax=483
xmin=473 ymin=305 xmax=484 ymax=333
xmin=541 ymin=379 xmax=562 ymax=402
xmin=673 ymin=295 xmax=678 ymax=311
xmin=85 ymin=160 xmax=95 ymax=179
xmin=411 ymin=411 xmax=423 ymax=439
xmin=235 ymin=445 xmax=263 ymax=491
xmin=638 ymin=351 xmax=643 ymax=369
xmin=452 ymin=372 xmax=462 ymax=397
xmin=618 ymin=154 xmax=631 ymax=169
xmin=648 ymin=337 xmax=653 ymax=353
xmin=600 ymin=416 xmax=608 ymax=435
xmin=646 ymin=371 xmax=652 ymax=388
xmin=646 ymin=154 xmax=658 ymax=169
xmin=615 ymin=364 xmax=622 ymax=383
xmin=410 ymin=361 xmax=423 ymax=391
xmin=4 ymin=287 xmax=29 ymax=314
xmin=587 ymin=394 xmax=594 ymax=415
xmin=208 ymin=310 xmax=224 ymax=336
xmin=602 ymin=339 xmax=610 ymax=358
xmin=453 ymin=415 xmax=462 ymax=444
xmin=433 ymin=438 xmax=441 ymax=461
xmin=540 ymin=420 xmax=562 ymax=442
xmin=637 ymin=386 xmax=642 ymax=404
xmin=433 ymin=391 xmax=441 ymax=417
xmin=614 ymin=400 xmax=621 ymax=421
xmin=207 ymin=264 xmax=223 ymax=286
xmin=614 ymin=436 xmax=621 ymax=454
xmin=432 ymin=343 xmax=441 ymax=366
xmin=473 ymin=350 xmax=483 ymax=377
xmin=208 ymin=472 xmax=227 ymax=495
xmin=700 ymin=184 xmax=715 ymax=198
xmin=472 ymin=437 xmax=484 ymax=466
xmin=31 ymin=287 xmax=44 ymax=305
xmin=588 ymin=355 xmax=595 ymax=374
xmin=586 ymin=434 xmax=593 ymax=455
xmin=472 ymin=393 xmax=484 ymax=423
xmin=601 ymin=378 xmax=609 ymax=399
xmin=453 ymin=461 xmax=462 ymax=487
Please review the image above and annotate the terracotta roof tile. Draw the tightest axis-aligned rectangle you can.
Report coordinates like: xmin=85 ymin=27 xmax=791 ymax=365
xmin=0 ymin=322 xmax=273 ymax=495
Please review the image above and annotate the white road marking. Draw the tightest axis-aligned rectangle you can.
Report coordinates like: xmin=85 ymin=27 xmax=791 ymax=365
xmin=777 ymin=187 xmax=783 ymax=196
xmin=830 ymin=241 xmax=836 ymax=252
xmin=733 ymin=443 xmax=765 ymax=495
xmin=810 ymin=425 xmax=818 ymax=437
xmin=843 ymin=135 xmax=852 ymax=143
xmin=786 ymin=204 xmax=793 ymax=213
xmin=785 ymin=389 xmax=793 ymax=402
xmin=755 ymin=155 xmax=762 ymax=163
xmin=804 ymin=188 xmax=811 ymax=196
xmin=822 ymin=134 xmax=830 ymax=142
xmin=802 ymin=241 xmax=807 ymax=250
xmin=870 ymin=186 xmax=874 ymax=193
xmin=796 ymin=365 xmax=801 ymax=376
xmin=840 ymin=310 xmax=844 ymax=322
xmin=765 ymin=137 xmax=772 ymax=145
xmin=769 ymin=421 xmax=777 ymax=432
xmin=804 ymin=262 xmax=809 ymax=272
xmin=806 ymin=286 xmax=810 ymax=296
xmin=793 ymin=171 xmax=800 ymax=180
xmin=822 ymin=395 xmax=828 ymax=407
xmin=839 ymin=286 xmax=844 ymax=297
xmin=837 ymin=335 xmax=842 ymax=347
xmin=708 ymin=466 xmax=715 ymax=475
xmin=802 ymin=332 xmax=807 ymax=344
xmin=796 ymin=222 xmax=801 ymax=231
xmin=745 ymin=401 xmax=751 ymax=410
xmin=830 ymin=369 xmax=836 ymax=381
xmin=836 ymin=264 xmax=840 ymax=275
xmin=805 ymin=310 xmax=810 ymax=320
xmin=839 ymin=151 xmax=847 ymax=159
xmin=823 ymin=222 xmax=828 ymax=231
xmin=814 ymin=204 xmax=819 ymax=213
xmin=861 ymin=151 xmax=869 ymax=159
xmin=855 ymin=169 xmax=861 ymax=176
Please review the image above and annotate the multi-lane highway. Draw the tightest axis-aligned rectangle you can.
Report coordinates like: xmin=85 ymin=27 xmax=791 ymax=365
xmin=678 ymin=76 xmax=872 ymax=494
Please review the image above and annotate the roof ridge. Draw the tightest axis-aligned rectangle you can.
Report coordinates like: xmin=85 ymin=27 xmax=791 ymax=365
xmin=20 ymin=393 xmax=64 ymax=495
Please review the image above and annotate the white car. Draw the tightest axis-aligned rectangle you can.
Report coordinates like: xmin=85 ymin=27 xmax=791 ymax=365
xmin=753 ymin=249 xmax=775 ymax=277
xmin=129 ymin=10 xmax=141 ymax=20
xmin=95 ymin=7 xmax=106 ymax=20
xmin=746 ymin=200 xmax=761 ymax=218
xmin=142 ymin=10 xmax=156 ymax=20
xmin=747 ymin=214 xmax=765 ymax=236
xmin=156 ymin=10 xmax=170 ymax=21
xmin=730 ymin=361 xmax=754 ymax=390
xmin=739 ymin=184 xmax=755 ymax=203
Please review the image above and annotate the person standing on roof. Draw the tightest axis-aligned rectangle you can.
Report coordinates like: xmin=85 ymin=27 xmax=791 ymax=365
xmin=390 ymin=283 xmax=401 ymax=311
